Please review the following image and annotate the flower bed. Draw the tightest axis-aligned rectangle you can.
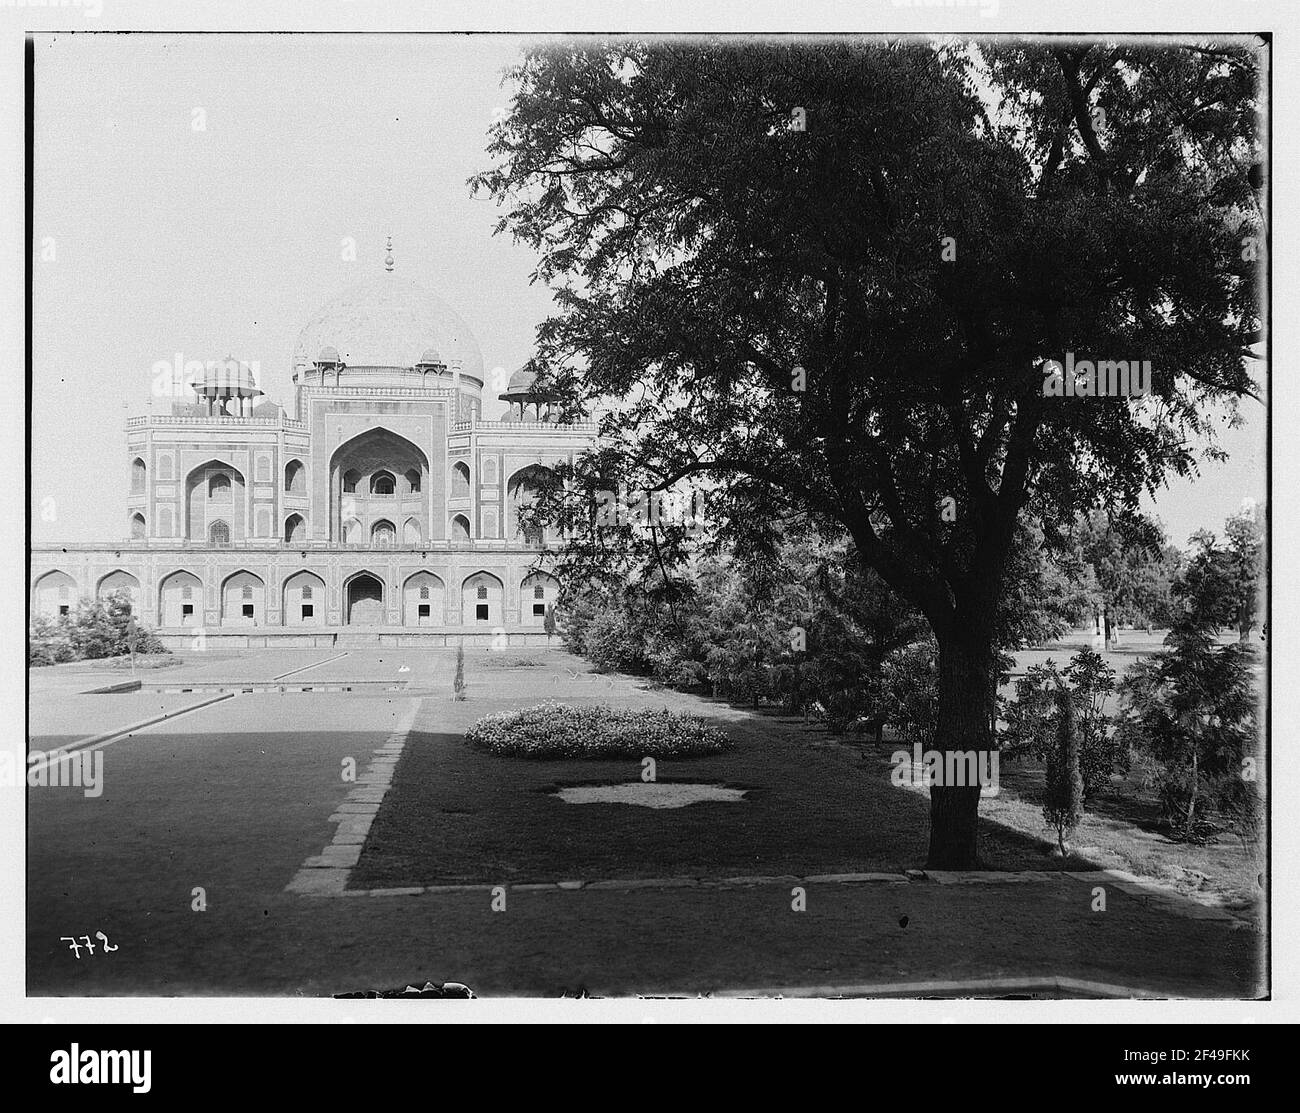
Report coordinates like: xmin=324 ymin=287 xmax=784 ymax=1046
xmin=465 ymin=702 xmax=733 ymax=759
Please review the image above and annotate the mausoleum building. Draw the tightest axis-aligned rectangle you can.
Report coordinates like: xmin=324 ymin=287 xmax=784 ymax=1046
xmin=30 ymin=247 xmax=599 ymax=647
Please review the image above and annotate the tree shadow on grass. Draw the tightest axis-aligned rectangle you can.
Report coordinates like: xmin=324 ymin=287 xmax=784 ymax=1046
xmin=355 ymin=710 xmax=1071 ymax=890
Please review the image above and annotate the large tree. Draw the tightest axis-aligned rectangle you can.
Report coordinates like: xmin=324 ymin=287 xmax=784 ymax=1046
xmin=475 ymin=39 xmax=1263 ymax=867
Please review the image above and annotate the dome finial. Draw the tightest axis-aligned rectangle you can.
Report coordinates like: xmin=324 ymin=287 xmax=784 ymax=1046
xmin=384 ymin=236 xmax=394 ymax=273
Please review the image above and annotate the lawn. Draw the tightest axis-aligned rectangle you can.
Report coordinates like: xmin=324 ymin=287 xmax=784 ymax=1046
xmin=353 ymin=636 xmax=1265 ymax=928
xmin=352 ymin=690 xmax=1059 ymax=890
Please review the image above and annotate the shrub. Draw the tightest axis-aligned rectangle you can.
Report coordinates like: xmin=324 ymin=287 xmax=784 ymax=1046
xmin=453 ymin=645 xmax=466 ymax=700
xmin=582 ymin=609 xmax=648 ymax=673
xmin=1043 ymin=681 xmax=1085 ymax=855
xmin=645 ymin=637 xmax=708 ymax=689
xmin=29 ymin=592 xmax=168 ymax=666
xmin=1117 ymin=627 xmax=1260 ymax=842
xmin=29 ymin=616 xmax=76 ymax=666
xmin=820 ymin=686 xmax=875 ymax=735
xmin=477 ymin=654 xmax=548 ymax=669
xmin=1001 ymin=649 xmax=1125 ymax=800
xmin=465 ymin=702 xmax=733 ymax=759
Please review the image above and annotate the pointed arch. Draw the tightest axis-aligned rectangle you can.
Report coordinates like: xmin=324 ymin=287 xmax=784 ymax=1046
xmin=130 ymin=457 xmax=147 ymax=495
xmin=330 ymin=427 xmax=430 ymax=543
xmin=96 ymin=570 xmax=141 ymax=613
xmin=284 ymin=513 xmax=307 ymax=544
xmin=507 ymin=463 xmax=559 ymax=544
xmin=157 ymin=568 xmax=203 ymax=627
xmin=285 ymin=458 xmax=306 ymax=494
xmin=343 ymin=569 xmax=386 ymax=626
xmin=282 ymin=569 xmax=325 ymax=626
xmin=370 ymin=519 xmax=396 ymax=548
xmin=33 ymin=569 xmax=78 ymax=618
xmin=450 ymin=514 xmax=471 ymax=544
xmin=461 ymin=570 xmax=504 ymax=625
xmin=219 ymin=569 xmax=265 ymax=626
xmin=184 ymin=459 xmax=245 ymax=541
xmin=403 ymin=570 xmax=445 ymax=626
xmin=520 ymin=571 xmax=560 ymax=626
xmin=451 ymin=460 xmax=471 ymax=498
xmin=129 ymin=512 xmax=146 ymax=539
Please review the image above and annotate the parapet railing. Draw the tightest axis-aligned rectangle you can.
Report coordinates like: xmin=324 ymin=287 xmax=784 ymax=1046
xmin=450 ymin=419 xmax=601 ymax=432
xmin=125 ymin=415 xmax=308 ymax=429
xmin=32 ymin=539 xmax=560 ymax=552
xmin=124 ymin=414 xmax=600 ymax=433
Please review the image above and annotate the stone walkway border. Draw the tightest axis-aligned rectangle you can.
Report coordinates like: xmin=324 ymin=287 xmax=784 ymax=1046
xmin=291 ymin=861 xmax=1246 ymax=925
xmin=285 ymin=697 xmax=422 ymax=896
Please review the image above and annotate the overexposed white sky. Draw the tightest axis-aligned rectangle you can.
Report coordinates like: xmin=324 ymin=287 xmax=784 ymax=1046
xmin=31 ymin=33 xmax=553 ymax=542
xmin=29 ymin=32 xmax=1266 ymax=545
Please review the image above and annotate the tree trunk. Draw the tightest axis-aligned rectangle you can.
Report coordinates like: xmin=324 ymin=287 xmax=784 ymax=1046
xmin=927 ymin=633 xmax=995 ymax=869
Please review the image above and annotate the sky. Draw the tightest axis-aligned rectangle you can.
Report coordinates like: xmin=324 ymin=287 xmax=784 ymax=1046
xmin=29 ymin=33 xmax=1267 ymax=547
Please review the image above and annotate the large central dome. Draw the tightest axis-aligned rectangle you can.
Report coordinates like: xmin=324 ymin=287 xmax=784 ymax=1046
xmin=292 ymin=272 xmax=485 ymax=382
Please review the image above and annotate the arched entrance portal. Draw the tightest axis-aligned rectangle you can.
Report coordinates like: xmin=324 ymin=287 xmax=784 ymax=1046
xmin=329 ymin=428 xmax=429 ymax=543
xmin=346 ymin=573 xmax=384 ymax=625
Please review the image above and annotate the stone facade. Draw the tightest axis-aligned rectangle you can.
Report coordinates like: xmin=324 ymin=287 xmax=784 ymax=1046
xmin=31 ymin=260 xmax=599 ymax=647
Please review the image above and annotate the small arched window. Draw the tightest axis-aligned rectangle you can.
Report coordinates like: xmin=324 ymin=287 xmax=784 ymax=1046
xmin=371 ymin=520 xmax=395 ymax=548
xmin=241 ymin=584 xmax=253 ymax=600
xmin=477 ymin=585 xmax=488 ymax=600
xmin=534 ymin=584 xmax=546 ymax=599
xmin=452 ymin=461 xmax=471 ymax=498
xmin=209 ymin=520 xmax=230 ymax=544
xmin=343 ymin=469 xmax=360 ymax=494
xmin=130 ymin=513 xmax=146 ymax=539
xmin=131 ymin=457 xmax=147 ymax=494
xmin=209 ymin=473 xmax=231 ymax=502
xmin=405 ymin=469 xmax=421 ymax=494
xmin=285 ymin=459 xmax=305 ymax=493
xmin=419 ymin=586 xmax=430 ymax=600
xmin=371 ymin=471 xmax=395 ymax=496
xmin=301 ymin=585 xmax=313 ymax=600
xmin=181 ymin=585 xmax=193 ymax=600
